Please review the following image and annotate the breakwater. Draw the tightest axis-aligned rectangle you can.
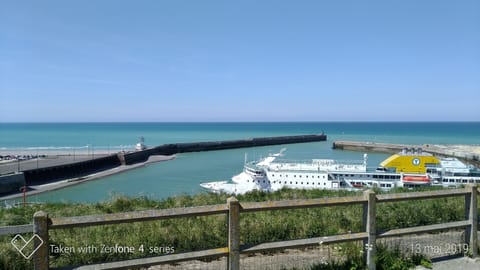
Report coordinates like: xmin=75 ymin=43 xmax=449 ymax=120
xmin=122 ymin=134 xmax=327 ymax=165
xmin=332 ymin=141 xmax=480 ymax=165
xmin=5 ymin=134 xmax=326 ymax=191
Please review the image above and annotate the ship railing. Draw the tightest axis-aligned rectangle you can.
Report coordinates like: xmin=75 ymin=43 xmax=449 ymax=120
xmin=274 ymin=158 xmax=365 ymax=165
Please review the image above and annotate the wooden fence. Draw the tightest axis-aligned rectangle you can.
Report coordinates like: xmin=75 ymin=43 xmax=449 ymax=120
xmin=1 ymin=185 xmax=478 ymax=270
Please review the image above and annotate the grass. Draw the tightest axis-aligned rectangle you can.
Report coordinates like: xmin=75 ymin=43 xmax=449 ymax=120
xmin=307 ymin=245 xmax=432 ymax=270
xmin=0 ymin=186 xmax=472 ymax=269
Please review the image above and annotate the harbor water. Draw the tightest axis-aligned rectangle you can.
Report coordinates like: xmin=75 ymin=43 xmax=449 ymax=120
xmin=1 ymin=122 xmax=479 ymax=203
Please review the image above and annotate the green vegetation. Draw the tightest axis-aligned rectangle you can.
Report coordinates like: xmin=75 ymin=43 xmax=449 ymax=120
xmin=306 ymin=245 xmax=432 ymax=270
xmin=0 ymin=187 xmax=473 ymax=269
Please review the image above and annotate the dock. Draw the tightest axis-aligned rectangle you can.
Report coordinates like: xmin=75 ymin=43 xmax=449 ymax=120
xmin=333 ymin=141 xmax=480 ymax=165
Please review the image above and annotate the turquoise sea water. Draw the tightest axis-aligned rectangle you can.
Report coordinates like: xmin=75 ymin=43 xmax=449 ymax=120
xmin=1 ymin=122 xmax=479 ymax=203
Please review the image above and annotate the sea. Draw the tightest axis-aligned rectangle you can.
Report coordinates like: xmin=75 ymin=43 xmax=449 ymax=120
xmin=1 ymin=122 xmax=479 ymax=204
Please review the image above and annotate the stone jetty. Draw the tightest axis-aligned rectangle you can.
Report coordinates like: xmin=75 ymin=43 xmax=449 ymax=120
xmin=332 ymin=141 xmax=480 ymax=166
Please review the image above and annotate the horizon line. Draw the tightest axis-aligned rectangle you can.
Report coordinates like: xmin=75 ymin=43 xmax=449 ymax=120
xmin=1 ymin=120 xmax=479 ymax=124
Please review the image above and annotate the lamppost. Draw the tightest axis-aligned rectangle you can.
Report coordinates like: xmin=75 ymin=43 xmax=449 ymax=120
xmin=20 ymin=185 xmax=27 ymax=207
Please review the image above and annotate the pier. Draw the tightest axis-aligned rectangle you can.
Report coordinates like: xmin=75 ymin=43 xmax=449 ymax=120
xmin=121 ymin=133 xmax=327 ymax=165
xmin=333 ymin=141 xmax=480 ymax=165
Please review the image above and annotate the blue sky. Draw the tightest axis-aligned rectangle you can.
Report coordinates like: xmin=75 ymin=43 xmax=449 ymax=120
xmin=1 ymin=0 xmax=479 ymax=122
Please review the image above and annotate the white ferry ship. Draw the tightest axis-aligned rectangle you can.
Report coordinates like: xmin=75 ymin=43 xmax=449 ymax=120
xmin=200 ymin=148 xmax=480 ymax=194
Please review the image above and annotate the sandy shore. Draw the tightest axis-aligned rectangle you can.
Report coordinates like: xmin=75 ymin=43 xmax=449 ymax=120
xmin=0 ymin=148 xmax=132 ymax=157
xmin=0 ymin=155 xmax=175 ymax=201
xmin=428 ymin=144 xmax=480 ymax=156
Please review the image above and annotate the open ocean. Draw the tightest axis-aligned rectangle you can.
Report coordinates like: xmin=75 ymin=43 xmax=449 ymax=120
xmin=1 ymin=122 xmax=479 ymax=203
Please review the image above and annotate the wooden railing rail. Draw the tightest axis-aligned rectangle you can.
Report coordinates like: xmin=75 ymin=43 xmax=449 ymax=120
xmin=376 ymin=188 xmax=471 ymax=202
xmin=0 ymin=224 xmax=33 ymax=235
xmin=49 ymin=204 xmax=228 ymax=229
xmin=240 ymin=195 xmax=367 ymax=212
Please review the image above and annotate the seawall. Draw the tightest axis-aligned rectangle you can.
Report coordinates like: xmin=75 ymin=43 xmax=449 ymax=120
xmin=332 ymin=141 xmax=408 ymax=153
xmin=0 ymin=173 xmax=25 ymax=195
xmin=14 ymin=134 xmax=326 ymax=188
xmin=122 ymin=134 xmax=327 ymax=165
xmin=332 ymin=140 xmax=480 ymax=166
xmin=23 ymin=155 xmax=122 ymax=186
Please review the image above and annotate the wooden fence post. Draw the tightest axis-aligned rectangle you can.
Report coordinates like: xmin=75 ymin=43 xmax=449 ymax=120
xmin=364 ymin=190 xmax=376 ymax=270
xmin=465 ymin=188 xmax=472 ymax=253
xmin=33 ymin=211 xmax=49 ymax=270
xmin=467 ymin=185 xmax=478 ymax=257
xmin=362 ymin=198 xmax=368 ymax=263
xmin=227 ymin=197 xmax=240 ymax=270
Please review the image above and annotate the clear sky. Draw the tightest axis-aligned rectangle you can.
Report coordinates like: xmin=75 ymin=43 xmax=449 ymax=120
xmin=1 ymin=0 xmax=479 ymax=122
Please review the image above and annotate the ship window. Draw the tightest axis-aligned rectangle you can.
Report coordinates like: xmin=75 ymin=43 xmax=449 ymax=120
xmin=290 ymin=181 xmax=292 ymax=184
xmin=301 ymin=182 xmax=303 ymax=184
xmin=318 ymin=176 xmax=320 ymax=178
xmin=284 ymin=181 xmax=286 ymax=184
xmin=294 ymin=175 xmax=296 ymax=178
xmin=306 ymin=175 xmax=308 ymax=178
xmin=323 ymin=176 xmax=325 ymax=179
xmin=280 ymin=174 xmax=282 ymax=177
xmin=263 ymin=180 xmax=265 ymax=183
xmin=324 ymin=182 xmax=326 ymax=185
xmin=307 ymin=182 xmax=309 ymax=185
xmin=272 ymin=174 xmax=275 ymax=177
xmin=296 ymin=182 xmax=298 ymax=184
xmin=299 ymin=175 xmax=302 ymax=178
